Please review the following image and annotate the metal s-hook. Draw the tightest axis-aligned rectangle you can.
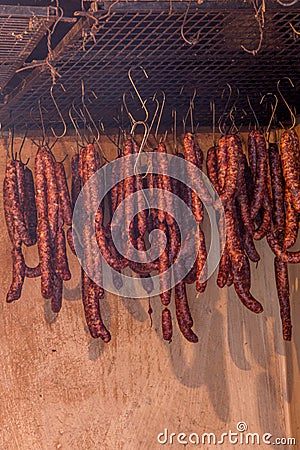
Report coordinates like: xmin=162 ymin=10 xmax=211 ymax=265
xmin=210 ymin=100 xmax=216 ymax=146
xmin=172 ymin=108 xmax=178 ymax=154
xmin=260 ymin=92 xmax=278 ymax=137
xmin=50 ymin=84 xmax=67 ymax=138
xmin=277 ymin=77 xmax=296 ymax=129
xmin=153 ymin=90 xmax=166 ymax=141
xmin=69 ymin=104 xmax=85 ymax=147
xmin=180 ymin=0 xmax=200 ymax=46
xmin=125 ymin=66 xmax=149 ymax=124
xmin=81 ymin=80 xmax=100 ymax=142
xmin=181 ymin=87 xmax=197 ymax=134
xmin=247 ymin=95 xmax=260 ymax=130
xmin=131 ymin=121 xmax=149 ymax=175
xmin=218 ymin=83 xmax=233 ymax=135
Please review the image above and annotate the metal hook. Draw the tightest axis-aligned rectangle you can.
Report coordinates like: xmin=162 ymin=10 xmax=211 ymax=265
xmin=180 ymin=0 xmax=200 ymax=46
xmin=153 ymin=90 xmax=166 ymax=141
xmin=38 ymin=99 xmax=46 ymax=145
xmin=247 ymin=95 xmax=260 ymax=130
xmin=81 ymin=80 xmax=100 ymax=142
xmin=69 ymin=105 xmax=84 ymax=146
xmin=181 ymin=87 xmax=197 ymax=134
xmin=260 ymin=93 xmax=278 ymax=137
xmin=126 ymin=66 xmax=149 ymax=123
xmin=218 ymin=83 xmax=233 ymax=135
xmin=172 ymin=108 xmax=178 ymax=154
xmin=145 ymin=96 xmax=160 ymax=146
xmin=50 ymin=84 xmax=67 ymax=138
xmin=98 ymin=120 xmax=123 ymax=154
xmin=277 ymin=77 xmax=296 ymax=130
xmin=18 ymin=126 xmax=28 ymax=163
xmin=210 ymin=100 xmax=216 ymax=146
xmin=131 ymin=121 xmax=149 ymax=175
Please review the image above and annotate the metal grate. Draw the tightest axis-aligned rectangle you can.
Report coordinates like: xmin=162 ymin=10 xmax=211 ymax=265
xmin=1 ymin=1 xmax=300 ymax=132
xmin=0 ymin=5 xmax=57 ymax=91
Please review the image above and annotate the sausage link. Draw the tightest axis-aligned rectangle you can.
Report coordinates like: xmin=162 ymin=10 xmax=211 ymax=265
xmin=25 ymin=263 xmax=41 ymax=278
xmin=218 ymin=135 xmax=241 ymax=205
xmin=269 ymin=143 xmax=285 ymax=233
xmin=35 ymin=149 xmax=54 ymax=299
xmin=280 ymin=130 xmax=300 ymax=212
xmin=158 ymin=221 xmax=171 ymax=306
xmin=217 ymin=245 xmax=231 ymax=288
xmin=55 ymin=226 xmax=71 ymax=281
xmin=206 ymin=146 xmax=219 ymax=192
xmin=195 ymin=227 xmax=207 ymax=293
xmin=243 ymin=229 xmax=260 ymax=262
xmin=55 ymin=161 xmax=73 ymax=226
xmin=267 ymin=232 xmax=300 ymax=263
xmin=274 ymin=257 xmax=292 ymax=341
xmin=183 ymin=133 xmax=206 ymax=222
xmin=51 ymin=273 xmax=63 ymax=313
xmin=251 ymin=131 xmax=267 ymax=220
xmin=23 ymin=166 xmax=37 ymax=245
xmin=162 ymin=308 xmax=173 ymax=342
xmin=247 ymin=130 xmax=257 ymax=178
xmin=175 ymin=280 xmax=198 ymax=343
xmin=216 ymin=140 xmax=227 ymax=192
xmin=82 ymin=269 xmax=111 ymax=341
xmin=232 ymin=254 xmax=263 ymax=313
xmin=4 ymin=160 xmax=32 ymax=246
xmin=236 ymin=154 xmax=254 ymax=235
xmin=283 ymin=188 xmax=298 ymax=249
xmin=253 ymin=193 xmax=272 ymax=240
xmin=42 ymin=148 xmax=59 ymax=242
xmin=6 ymin=247 xmax=25 ymax=303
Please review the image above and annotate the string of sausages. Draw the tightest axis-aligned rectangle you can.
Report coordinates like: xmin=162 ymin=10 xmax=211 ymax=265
xmin=3 ymin=129 xmax=300 ymax=342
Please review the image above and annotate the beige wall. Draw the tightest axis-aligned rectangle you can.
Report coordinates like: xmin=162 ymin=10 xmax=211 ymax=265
xmin=0 ymin=133 xmax=298 ymax=449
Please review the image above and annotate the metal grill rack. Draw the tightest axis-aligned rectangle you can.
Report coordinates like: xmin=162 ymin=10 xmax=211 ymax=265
xmin=0 ymin=5 xmax=57 ymax=92
xmin=1 ymin=1 xmax=300 ymax=132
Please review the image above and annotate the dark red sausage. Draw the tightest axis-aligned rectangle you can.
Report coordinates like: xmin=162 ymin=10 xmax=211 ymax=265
xmin=274 ymin=257 xmax=292 ymax=341
xmin=6 ymin=247 xmax=25 ymax=303
xmin=162 ymin=308 xmax=173 ymax=342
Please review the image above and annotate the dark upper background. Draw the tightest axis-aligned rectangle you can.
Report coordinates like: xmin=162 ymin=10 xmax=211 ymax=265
xmin=0 ymin=0 xmax=300 ymax=135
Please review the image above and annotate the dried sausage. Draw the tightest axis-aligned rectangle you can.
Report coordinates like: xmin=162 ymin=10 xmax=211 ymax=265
xmin=6 ymin=247 xmax=25 ymax=303
xmin=280 ymin=130 xmax=300 ymax=212
xmin=55 ymin=161 xmax=72 ymax=226
xmin=162 ymin=308 xmax=172 ymax=342
xmin=274 ymin=257 xmax=292 ymax=341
